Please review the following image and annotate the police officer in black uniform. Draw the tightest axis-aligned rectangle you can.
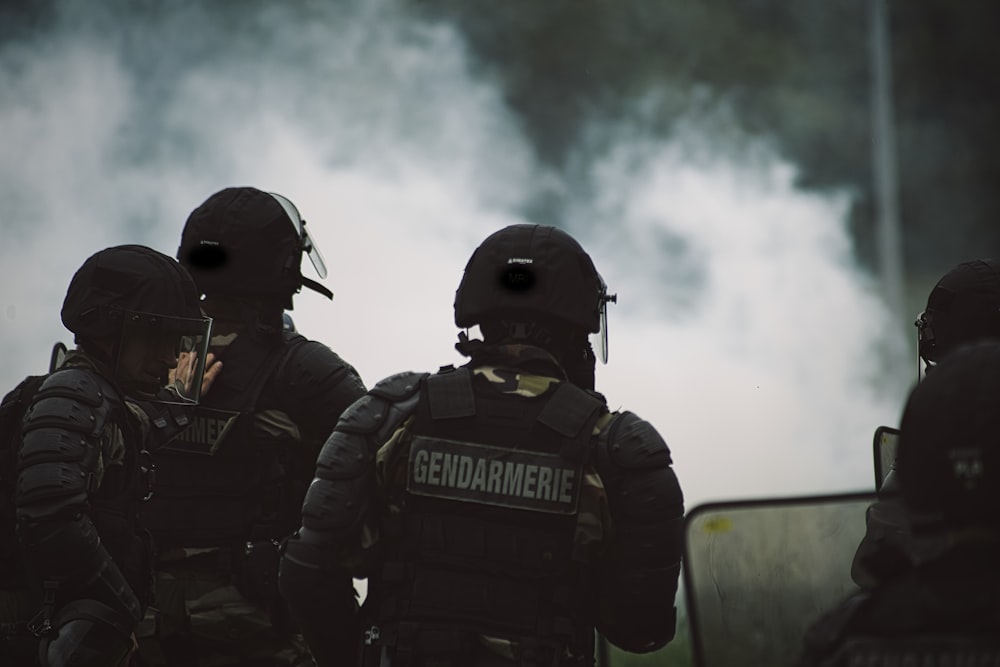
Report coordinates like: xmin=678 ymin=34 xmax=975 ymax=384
xmin=798 ymin=341 xmax=1000 ymax=665
xmin=0 ymin=245 xmax=212 ymax=667
xmin=279 ymin=223 xmax=685 ymax=666
xmin=852 ymin=258 xmax=1000 ymax=588
xmin=136 ymin=186 xmax=367 ymax=666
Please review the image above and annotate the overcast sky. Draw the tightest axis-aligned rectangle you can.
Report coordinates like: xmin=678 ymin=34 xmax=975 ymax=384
xmin=0 ymin=1 xmax=912 ymax=510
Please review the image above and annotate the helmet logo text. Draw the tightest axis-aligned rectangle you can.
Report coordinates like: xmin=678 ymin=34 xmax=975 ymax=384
xmin=500 ymin=259 xmax=535 ymax=292
xmin=186 ymin=244 xmax=228 ymax=270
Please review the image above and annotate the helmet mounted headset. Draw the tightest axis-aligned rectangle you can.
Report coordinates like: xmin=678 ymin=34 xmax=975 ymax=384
xmin=61 ymin=245 xmax=212 ymax=404
xmin=177 ymin=187 xmax=333 ymax=314
xmin=454 ymin=224 xmax=616 ymax=383
xmin=915 ymin=258 xmax=1000 ymax=380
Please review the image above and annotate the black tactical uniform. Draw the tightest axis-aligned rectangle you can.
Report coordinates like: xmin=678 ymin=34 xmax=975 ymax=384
xmin=0 ymin=245 xmax=210 ymax=667
xmin=852 ymin=258 xmax=1000 ymax=589
xmin=280 ymin=224 xmax=685 ymax=667
xmin=136 ymin=187 xmax=366 ymax=666
xmin=799 ymin=342 xmax=1000 ymax=666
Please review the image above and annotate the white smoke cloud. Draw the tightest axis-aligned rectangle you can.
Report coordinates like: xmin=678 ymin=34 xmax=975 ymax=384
xmin=575 ymin=127 xmax=909 ymax=501
xmin=0 ymin=0 xmax=910 ymax=514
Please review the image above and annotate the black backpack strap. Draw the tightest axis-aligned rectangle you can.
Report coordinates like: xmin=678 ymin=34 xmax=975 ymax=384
xmin=210 ymin=331 xmax=303 ymax=413
xmin=267 ymin=331 xmax=311 ymax=391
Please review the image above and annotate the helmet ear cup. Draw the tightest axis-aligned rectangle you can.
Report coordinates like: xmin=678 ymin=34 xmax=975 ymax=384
xmin=917 ymin=259 xmax=1000 ymax=365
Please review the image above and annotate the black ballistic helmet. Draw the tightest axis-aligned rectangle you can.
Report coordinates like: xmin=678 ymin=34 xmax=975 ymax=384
xmin=455 ymin=224 xmax=610 ymax=336
xmin=177 ymin=186 xmax=332 ymax=310
xmin=896 ymin=341 xmax=1000 ymax=530
xmin=915 ymin=259 xmax=1000 ymax=368
xmin=62 ymin=245 xmax=203 ymax=341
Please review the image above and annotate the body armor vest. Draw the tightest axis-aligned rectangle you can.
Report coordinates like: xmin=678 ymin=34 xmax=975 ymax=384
xmin=140 ymin=330 xmax=308 ymax=549
xmin=372 ymin=367 xmax=606 ymax=665
xmin=88 ymin=382 xmax=153 ymax=609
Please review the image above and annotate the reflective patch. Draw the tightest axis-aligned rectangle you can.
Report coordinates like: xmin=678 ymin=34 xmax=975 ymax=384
xmin=407 ymin=436 xmax=581 ymax=514
xmin=162 ymin=407 xmax=240 ymax=455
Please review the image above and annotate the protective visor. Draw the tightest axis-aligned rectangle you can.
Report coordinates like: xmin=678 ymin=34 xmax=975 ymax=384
xmin=589 ymin=276 xmax=616 ymax=364
xmin=914 ymin=310 xmax=936 ymax=381
xmin=115 ymin=310 xmax=213 ymax=404
xmin=269 ymin=192 xmax=328 ymax=279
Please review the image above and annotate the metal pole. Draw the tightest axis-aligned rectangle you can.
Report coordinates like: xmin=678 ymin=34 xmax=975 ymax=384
xmin=870 ymin=0 xmax=906 ymax=338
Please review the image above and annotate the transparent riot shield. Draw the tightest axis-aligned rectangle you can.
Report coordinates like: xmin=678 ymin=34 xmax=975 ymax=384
xmin=872 ymin=425 xmax=899 ymax=490
xmin=683 ymin=492 xmax=877 ymax=667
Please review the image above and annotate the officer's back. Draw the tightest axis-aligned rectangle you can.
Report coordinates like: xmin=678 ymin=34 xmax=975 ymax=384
xmin=853 ymin=258 xmax=1000 ymax=589
xmin=798 ymin=341 xmax=1000 ymax=666
xmin=280 ymin=223 xmax=685 ymax=667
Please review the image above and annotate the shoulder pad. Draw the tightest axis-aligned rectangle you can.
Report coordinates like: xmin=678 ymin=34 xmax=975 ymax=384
xmin=34 ymin=369 xmax=116 ymax=407
xmin=336 ymin=393 xmax=391 ymax=435
xmin=21 ymin=369 xmax=118 ymax=439
xmin=279 ymin=337 xmax=347 ymax=384
xmin=336 ymin=373 xmax=426 ymax=437
xmin=368 ymin=371 xmax=427 ymax=402
xmin=604 ymin=411 xmax=673 ymax=469
xmin=275 ymin=338 xmax=367 ymax=406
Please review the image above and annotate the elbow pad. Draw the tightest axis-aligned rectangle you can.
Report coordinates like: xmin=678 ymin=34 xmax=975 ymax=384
xmin=289 ymin=373 xmax=425 ymax=568
xmin=594 ymin=411 xmax=684 ymax=652
xmin=16 ymin=369 xmax=115 ymax=524
xmin=14 ymin=370 xmax=141 ymax=621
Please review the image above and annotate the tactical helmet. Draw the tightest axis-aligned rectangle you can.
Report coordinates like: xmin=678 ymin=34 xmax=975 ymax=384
xmin=896 ymin=341 xmax=1000 ymax=530
xmin=38 ymin=599 xmax=135 ymax=667
xmin=62 ymin=245 xmax=203 ymax=340
xmin=61 ymin=245 xmax=212 ymax=403
xmin=915 ymin=259 xmax=1000 ymax=374
xmin=177 ymin=186 xmax=332 ymax=310
xmin=455 ymin=224 xmax=614 ymax=352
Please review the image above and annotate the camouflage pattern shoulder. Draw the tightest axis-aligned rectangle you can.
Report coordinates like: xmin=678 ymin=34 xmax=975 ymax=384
xmin=472 ymin=366 xmax=561 ymax=397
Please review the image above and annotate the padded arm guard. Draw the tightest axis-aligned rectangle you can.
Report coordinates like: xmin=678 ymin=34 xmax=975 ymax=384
xmin=272 ymin=340 xmax=368 ymax=442
xmin=15 ymin=370 xmax=142 ymax=623
xmin=593 ymin=410 xmax=684 ymax=653
xmin=279 ymin=371 xmax=425 ymax=665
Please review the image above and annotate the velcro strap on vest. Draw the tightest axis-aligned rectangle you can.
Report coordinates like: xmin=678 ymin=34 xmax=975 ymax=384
xmin=537 ymin=383 xmax=604 ymax=464
xmin=426 ymin=369 xmax=476 ymax=420
xmin=536 ymin=384 xmax=603 ymax=438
